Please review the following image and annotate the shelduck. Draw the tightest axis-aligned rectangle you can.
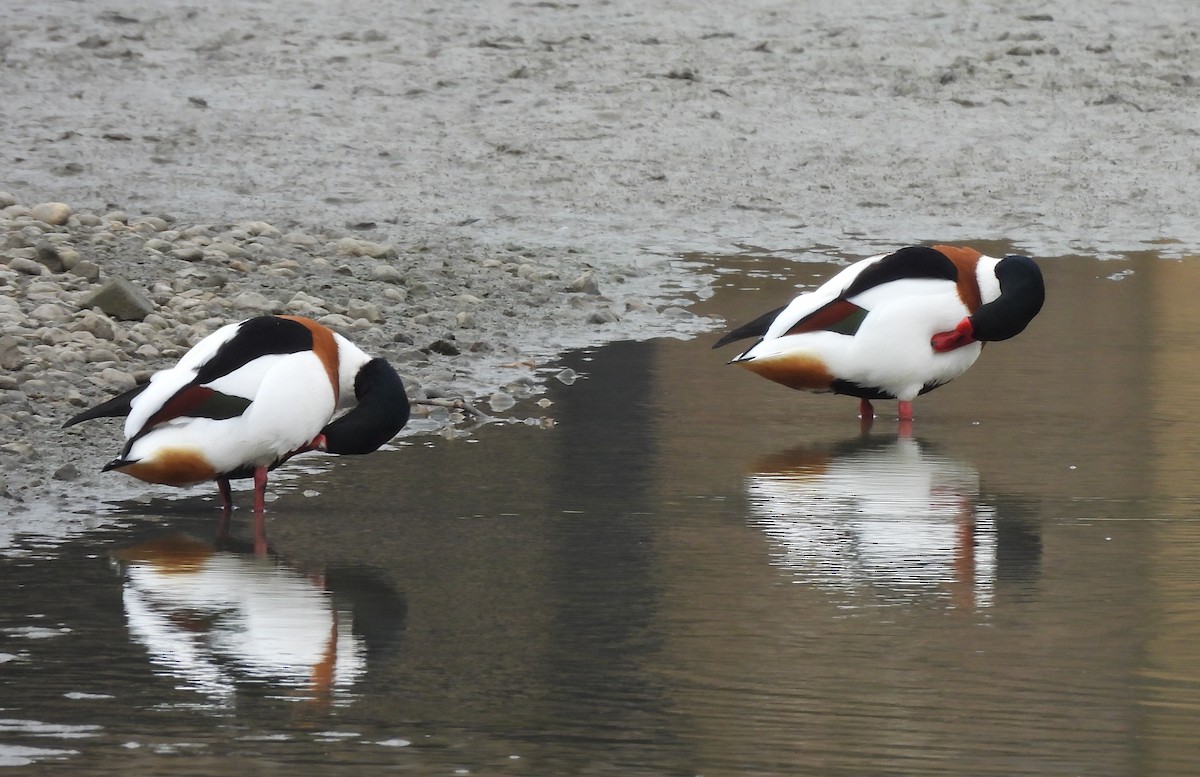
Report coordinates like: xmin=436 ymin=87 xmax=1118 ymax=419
xmin=65 ymin=315 xmax=410 ymax=546
xmin=713 ymin=245 xmax=1045 ymax=422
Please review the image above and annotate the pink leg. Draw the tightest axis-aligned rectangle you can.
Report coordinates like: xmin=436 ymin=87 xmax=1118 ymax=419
xmin=252 ymin=466 xmax=269 ymax=555
xmin=897 ymin=400 xmax=914 ymax=439
xmin=859 ymin=398 xmax=875 ymax=419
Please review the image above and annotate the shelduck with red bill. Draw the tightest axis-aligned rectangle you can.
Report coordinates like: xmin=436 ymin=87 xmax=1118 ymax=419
xmin=713 ymin=245 xmax=1045 ymax=423
xmin=64 ymin=315 xmax=410 ymax=548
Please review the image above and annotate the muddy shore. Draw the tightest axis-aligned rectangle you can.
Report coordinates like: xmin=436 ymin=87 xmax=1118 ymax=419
xmin=2 ymin=0 xmax=1198 ymax=538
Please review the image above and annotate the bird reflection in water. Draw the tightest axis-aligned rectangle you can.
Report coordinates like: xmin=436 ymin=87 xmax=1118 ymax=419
xmin=747 ymin=436 xmax=1039 ymax=610
xmin=112 ymin=534 xmax=404 ymax=708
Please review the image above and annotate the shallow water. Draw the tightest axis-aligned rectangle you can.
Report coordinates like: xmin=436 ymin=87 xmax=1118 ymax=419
xmin=5 ymin=248 xmax=1200 ymax=775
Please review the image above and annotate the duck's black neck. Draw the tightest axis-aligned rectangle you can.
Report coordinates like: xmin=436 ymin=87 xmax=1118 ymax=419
xmin=971 ymin=255 xmax=1045 ymax=342
xmin=322 ymin=358 xmax=411 ymax=455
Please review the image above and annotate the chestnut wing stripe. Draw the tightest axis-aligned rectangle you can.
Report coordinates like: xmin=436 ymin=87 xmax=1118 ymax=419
xmin=784 ymin=299 xmax=868 ymax=337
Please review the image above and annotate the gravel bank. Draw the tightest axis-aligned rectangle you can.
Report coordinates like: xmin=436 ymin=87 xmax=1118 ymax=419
xmin=0 ymin=194 xmax=708 ymax=537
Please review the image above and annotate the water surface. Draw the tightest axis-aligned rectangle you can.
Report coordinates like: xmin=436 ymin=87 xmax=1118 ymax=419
xmin=4 ymin=248 xmax=1200 ymax=775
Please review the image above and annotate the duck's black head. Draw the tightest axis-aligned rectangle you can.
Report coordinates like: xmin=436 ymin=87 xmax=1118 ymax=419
xmin=321 ymin=358 xmax=411 ymax=455
xmin=971 ymin=255 xmax=1046 ymax=342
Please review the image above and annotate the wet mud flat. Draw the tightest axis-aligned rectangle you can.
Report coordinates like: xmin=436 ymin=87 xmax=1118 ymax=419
xmin=3 ymin=0 xmax=1197 ymax=258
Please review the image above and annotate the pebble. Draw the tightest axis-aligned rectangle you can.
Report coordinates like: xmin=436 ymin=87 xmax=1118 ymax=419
xmin=73 ymin=311 xmax=117 ymax=340
xmin=0 ymin=335 xmax=23 ymax=370
xmin=371 ymin=264 xmax=405 ymax=284
xmin=30 ymin=202 xmax=72 ymax=226
xmin=52 ymin=464 xmax=79 ymax=482
xmin=586 ymin=307 xmax=621 ymax=324
xmin=30 ymin=303 xmax=69 ymax=322
xmin=568 ymin=270 xmax=601 ymax=295
xmin=488 ymin=391 xmax=516 ymax=411
xmin=69 ymin=260 xmax=101 ymax=282
xmin=34 ymin=243 xmax=66 ymax=273
xmin=81 ymin=276 xmax=155 ymax=320
xmin=7 ymin=257 xmax=47 ymax=276
xmin=96 ymin=367 xmax=137 ymax=392
xmin=282 ymin=231 xmax=319 ymax=246
xmin=231 ymin=291 xmax=277 ymax=312
xmin=170 ymin=247 xmax=205 ymax=262
xmin=335 ymin=237 xmax=394 ymax=258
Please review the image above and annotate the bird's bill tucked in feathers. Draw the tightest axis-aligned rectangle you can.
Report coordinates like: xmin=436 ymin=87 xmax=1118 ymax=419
xmin=930 ymin=318 xmax=976 ymax=352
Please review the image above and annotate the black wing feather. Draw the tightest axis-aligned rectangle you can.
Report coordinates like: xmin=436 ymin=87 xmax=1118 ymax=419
xmin=193 ymin=316 xmax=314 ymax=385
xmin=712 ymin=305 xmax=788 ymax=349
xmin=841 ymin=246 xmax=958 ymax=299
xmin=62 ymin=383 xmax=149 ymax=428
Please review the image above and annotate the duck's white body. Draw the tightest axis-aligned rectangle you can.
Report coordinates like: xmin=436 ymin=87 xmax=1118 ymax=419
xmin=66 ymin=315 xmax=411 ymax=546
xmin=119 ymin=321 xmax=372 ymax=485
xmin=715 ymin=245 xmax=1045 ymax=420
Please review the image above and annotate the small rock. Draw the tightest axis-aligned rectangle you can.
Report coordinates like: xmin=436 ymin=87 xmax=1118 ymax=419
xmin=7 ymin=257 xmax=47 ymax=276
xmin=568 ymin=270 xmax=601 ymax=295
xmin=455 ymin=311 xmax=476 ymax=328
xmin=346 ymin=301 xmax=383 ymax=322
xmin=132 ymin=217 xmax=170 ymax=233
xmin=586 ymin=307 xmax=621 ymax=325
xmin=488 ymin=391 xmax=516 ymax=411
xmin=30 ymin=303 xmax=70 ymax=322
xmin=317 ymin=313 xmax=356 ymax=329
xmin=30 ymin=202 xmax=72 ymax=226
xmin=76 ymin=310 xmax=117 ymax=340
xmin=0 ymin=192 xmax=17 ymax=209
xmin=0 ymin=442 xmax=38 ymax=462
xmin=240 ymin=221 xmax=282 ymax=238
xmin=231 ymin=291 xmax=278 ymax=312
xmin=427 ymin=339 xmax=460 ymax=356
xmin=371 ymin=264 xmax=405 ymax=283
xmin=86 ymin=347 xmax=120 ymax=364
xmin=282 ymin=231 xmax=319 ymax=246
xmin=0 ymin=335 xmax=24 ymax=370
xmin=34 ymin=243 xmax=66 ymax=273
xmin=96 ymin=367 xmax=137 ymax=392
xmin=661 ymin=306 xmax=697 ymax=318
xmin=335 ymin=237 xmax=394 ymax=258
xmin=52 ymin=464 xmax=80 ymax=482
xmin=69 ymin=260 xmax=102 ymax=282
xmin=81 ymin=276 xmax=155 ymax=321
xmin=170 ymin=246 xmax=205 ymax=262
xmin=555 ymin=368 xmax=578 ymax=385
xmin=57 ymin=248 xmax=82 ymax=270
